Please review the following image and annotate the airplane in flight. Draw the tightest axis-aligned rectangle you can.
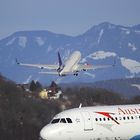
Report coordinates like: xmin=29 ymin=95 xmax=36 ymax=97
xmin=16 ymin=51 xmax=114 ymax=76
xmin=40 ymin=104 xmax=140 ymax=140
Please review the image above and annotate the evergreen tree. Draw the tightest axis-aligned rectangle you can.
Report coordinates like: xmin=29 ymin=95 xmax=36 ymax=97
xmin=30 ymin=80 xmax=37 ymax=92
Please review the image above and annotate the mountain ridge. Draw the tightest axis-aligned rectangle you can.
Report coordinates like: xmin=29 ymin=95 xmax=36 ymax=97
xmin=0 ymin=22 xmax=140 ymax=84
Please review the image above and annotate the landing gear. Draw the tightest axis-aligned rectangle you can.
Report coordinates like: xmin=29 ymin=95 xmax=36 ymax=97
xmin=74 ymin=73 xmax=78 ymax=76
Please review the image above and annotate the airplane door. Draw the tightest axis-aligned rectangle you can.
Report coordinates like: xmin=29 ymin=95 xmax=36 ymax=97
xmin=81 ymin=111 xmax=93 ymax=131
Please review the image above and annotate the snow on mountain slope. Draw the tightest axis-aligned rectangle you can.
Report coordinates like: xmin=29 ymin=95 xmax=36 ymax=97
xmin=36 ymin=37 xmax=45 ymax=46
xmin=88 ymin=51 xmax=117 ymax=60
xmin=0 ymin=22 xmax=140 ymax=84
xmin=132 ymin=84 xmax=140 ymax=90
xmin=18 ymin=36 xmax=27 ymax=48
xmin=121 ymin=27 xmax=130 ymax=35
xmin=6 ymin=37 xmax=16 ymax=46
xmin=120 ymin=57 xmax=140 ymax=74
xmin=97 ymin=29 xmax=104 ymax=44
xmin=128 ymin=43 xmax=137 ymax=51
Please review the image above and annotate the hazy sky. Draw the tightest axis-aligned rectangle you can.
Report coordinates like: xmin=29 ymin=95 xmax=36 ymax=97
xmin=0 ymin=0 xmax=140 ymax=39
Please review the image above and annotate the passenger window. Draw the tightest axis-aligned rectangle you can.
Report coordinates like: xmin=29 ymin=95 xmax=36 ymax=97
xmin=66 ymin=118 xmax=72 ymax=123
xmin=51 ymin=119 xmax=60 ymax=124
xmin=60 ymin=118 xmax=66 ymax=123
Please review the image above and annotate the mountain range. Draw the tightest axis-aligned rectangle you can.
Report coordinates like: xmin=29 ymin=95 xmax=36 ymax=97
xmin=0 ymin=22 xmax=140 ymax=84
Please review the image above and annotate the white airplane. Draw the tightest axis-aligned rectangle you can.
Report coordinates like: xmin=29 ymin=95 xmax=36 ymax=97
xmin=40 ymin=104 xmax=140 ymax=140
xmin=16 ymin=51 xmax=114 ymax=76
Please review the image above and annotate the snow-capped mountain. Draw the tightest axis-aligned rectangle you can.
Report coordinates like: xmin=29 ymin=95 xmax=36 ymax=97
xmin=0 ymin=22 xmax=140 ymax=84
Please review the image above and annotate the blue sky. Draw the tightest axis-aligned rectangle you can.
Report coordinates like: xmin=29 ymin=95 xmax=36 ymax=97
xmin=0 ymin=0 xmax=140 ymax=39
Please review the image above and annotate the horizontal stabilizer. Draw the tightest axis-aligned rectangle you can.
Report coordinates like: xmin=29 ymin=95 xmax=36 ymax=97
xmin=39 ymin=71 xmax=58 ymax=75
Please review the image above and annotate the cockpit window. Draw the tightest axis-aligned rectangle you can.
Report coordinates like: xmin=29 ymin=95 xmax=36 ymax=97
xmin=51 ymin=118 xmax=72 ymax=124
xmin=66 ymin=118 xmax=72 ymax=123
xmin=60 ymin=118 xmax=66 ymax=123
xmin=51 ymin=119 xmax=60 ymax=124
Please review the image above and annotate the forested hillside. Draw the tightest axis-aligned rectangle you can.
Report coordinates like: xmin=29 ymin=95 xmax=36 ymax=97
xmin=0 ymin=74 xmax=140 ymax=140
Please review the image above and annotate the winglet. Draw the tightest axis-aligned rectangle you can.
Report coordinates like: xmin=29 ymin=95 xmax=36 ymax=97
xmin=15 ymin=58 xmax=20 ymax=65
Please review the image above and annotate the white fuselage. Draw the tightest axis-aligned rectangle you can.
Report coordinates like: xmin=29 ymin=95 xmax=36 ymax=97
xmin=40 ymin=104 xmax=140 ymax=140
xmin=59 ymin=51 xmax=81 ymax=76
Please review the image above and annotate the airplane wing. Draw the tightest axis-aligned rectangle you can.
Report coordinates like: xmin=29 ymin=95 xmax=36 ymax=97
xmin=16 ymin=59 xmax=59 ymax=70
xmin=77 ymin=64 xmax=114 ymax=71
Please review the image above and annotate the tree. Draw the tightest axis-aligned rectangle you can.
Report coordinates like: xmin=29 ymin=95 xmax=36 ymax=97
xmin=29 ymin=80 xmax=37 ymax=92
xmin=36 ymin=81 xmax=42 ymax=90
xmin=50 ymin=81 xmax=57 ymax=88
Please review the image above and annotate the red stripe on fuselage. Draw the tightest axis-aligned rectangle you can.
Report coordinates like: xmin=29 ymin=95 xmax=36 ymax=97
xmin=96 ymin=112 xmax=120 ymax=125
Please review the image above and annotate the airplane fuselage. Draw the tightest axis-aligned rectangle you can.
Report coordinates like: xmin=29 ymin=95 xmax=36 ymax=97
xmin=40 ymin=104 xmax=140 ymax=140
xmin=59 ymin=51 xmax=81 ymax=76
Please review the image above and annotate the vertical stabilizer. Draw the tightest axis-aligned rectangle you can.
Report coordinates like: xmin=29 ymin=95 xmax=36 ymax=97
xmin=58 ymin=52 xmax=63 ymax=69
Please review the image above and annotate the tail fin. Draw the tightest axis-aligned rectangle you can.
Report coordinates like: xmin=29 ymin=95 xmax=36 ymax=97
xmin=58 ymin=52 xmax=63 ymax=68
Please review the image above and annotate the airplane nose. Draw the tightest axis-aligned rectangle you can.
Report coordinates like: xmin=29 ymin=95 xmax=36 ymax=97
xmin=40 ymin=124 xmax=64 ymax=140
xmin=40 ymin=126 xmax=49 ymax=140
